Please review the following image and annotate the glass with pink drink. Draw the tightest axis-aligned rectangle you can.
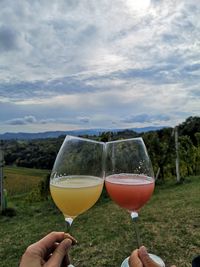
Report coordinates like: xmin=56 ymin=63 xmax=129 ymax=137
xmin=105 ymin=138 xmax=165 ymax=267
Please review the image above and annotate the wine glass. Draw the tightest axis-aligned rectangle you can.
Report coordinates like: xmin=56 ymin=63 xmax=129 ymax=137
xmin=50 ymin=135 xmax=105 ymax=266
xmin=104 ymin=137 xmax=165 ymax=267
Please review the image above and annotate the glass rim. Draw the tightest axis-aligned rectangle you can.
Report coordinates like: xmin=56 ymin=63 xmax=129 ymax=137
xmin=106 ymin=137 xmax=143 ymax=144
xmin=64 ymin=135 xmax=144 ymax=145
xmin=64 ymin=135 xmax=104 ymax=145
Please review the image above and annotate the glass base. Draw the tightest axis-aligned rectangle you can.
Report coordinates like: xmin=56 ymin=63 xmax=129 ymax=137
xmin=121 ymin=253 xmax=165 ymax=267
xmin=68 ymin=265 xmax=75 ymax=267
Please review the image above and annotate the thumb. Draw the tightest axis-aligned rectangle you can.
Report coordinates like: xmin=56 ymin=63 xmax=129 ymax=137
xmin=138 ymin=246 xmax=161 ymax=267
xmin=129 ymin=249 xmax=143 ymax=267
xmin=46 ymin=238 xmax=72 ymax=267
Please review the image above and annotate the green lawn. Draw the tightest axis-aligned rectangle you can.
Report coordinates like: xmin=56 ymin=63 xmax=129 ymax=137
xmin=0 ymin=168 xmax=200 ymax=267
xmin=4 ymin=166 xmax=50 ymax=195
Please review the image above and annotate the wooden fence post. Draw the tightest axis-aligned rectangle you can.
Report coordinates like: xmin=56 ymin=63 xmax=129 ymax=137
xmin=175 ymin=126 xmax=180 ymax=183
xmin=0 ymin=141 xmax=4 ymax=212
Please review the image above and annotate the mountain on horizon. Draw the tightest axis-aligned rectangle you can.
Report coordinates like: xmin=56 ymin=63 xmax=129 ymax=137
xmin=0 ymin=126 xmax=167 ymax=140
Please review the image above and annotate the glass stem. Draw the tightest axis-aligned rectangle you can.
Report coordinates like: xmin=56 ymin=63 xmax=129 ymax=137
xmin=64 ymin=217 xmax=75 ymax=267
xmin=65 ymin=217 xmax=73 ymax=233
xmin=131 ymin=212 xmax=141 ymax=248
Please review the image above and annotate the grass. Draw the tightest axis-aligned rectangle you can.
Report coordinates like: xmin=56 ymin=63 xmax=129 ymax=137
xmin=4 ymin=166 xmax=50 ymax=195
xmin=0 ymin=167 xmax=200 ymax=267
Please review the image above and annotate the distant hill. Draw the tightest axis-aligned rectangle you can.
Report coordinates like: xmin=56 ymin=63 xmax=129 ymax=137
xmin=0 ymin=126 xmax=166 ymax=140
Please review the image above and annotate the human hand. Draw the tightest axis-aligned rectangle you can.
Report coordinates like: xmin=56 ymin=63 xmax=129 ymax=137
xmin=19 ymin=231 xmax=77 ymax=267
xmin=129 ymin=246 xmax=176 ymax=267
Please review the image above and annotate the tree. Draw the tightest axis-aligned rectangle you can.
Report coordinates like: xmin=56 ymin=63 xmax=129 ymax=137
xmin=194 ymin=132 xmax=200 ymax=175
xmin=178 ymin=116 xmax=200 ymax=144
xmin=179 ymin=135 xmax=196 ymax=177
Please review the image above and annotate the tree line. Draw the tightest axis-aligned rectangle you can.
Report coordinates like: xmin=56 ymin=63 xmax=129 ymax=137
xmin=2 ymin=116 xmax=200 ymax=181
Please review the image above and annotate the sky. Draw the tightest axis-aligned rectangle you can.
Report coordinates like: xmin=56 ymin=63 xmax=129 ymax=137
xmin=0 ymin=0 xmax=200 ymax=134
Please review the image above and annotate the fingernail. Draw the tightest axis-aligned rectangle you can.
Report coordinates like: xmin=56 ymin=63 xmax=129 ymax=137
xmin=64 ymin=238 xmax=72 ymax=249
xmin=64 ymin=233 xmax=78 ymax=245
xmin=140 ymin=246 xmax=148 ymax=254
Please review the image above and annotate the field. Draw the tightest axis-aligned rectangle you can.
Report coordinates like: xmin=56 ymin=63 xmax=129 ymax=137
xmin=4 ymin=166 xmax=50 ymax=196
xmin=1 ymin=167 xmax=200 ymax=267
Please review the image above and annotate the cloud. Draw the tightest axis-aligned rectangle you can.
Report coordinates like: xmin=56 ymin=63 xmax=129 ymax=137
xmin=40 ymin=119 xmax=57 ymax=125
xmin=0 ymin=77 xmax=98 ymax=101
xmin=39 ymin=116 xmax=90 ymax=125
xmin=0 ymin=25 xmax=19 ymax=52
xmin=0 ymin=0 xmax=200 ymax=133
xmin=78 ymin=116 xmax=90 ymax=124
xmin=24 ymin=115 xmax=37 ymax=123
xmin=182 ymin=63 xmax=200 ymax=73
xmin=6 ymin=115 xmax=37 ymax=125
xmin=122 ymin=114 xmax=171 ymax=123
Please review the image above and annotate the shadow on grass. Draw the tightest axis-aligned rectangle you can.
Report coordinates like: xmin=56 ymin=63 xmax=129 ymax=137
xmin=1 ymin=207 xmax=16 ymax=217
